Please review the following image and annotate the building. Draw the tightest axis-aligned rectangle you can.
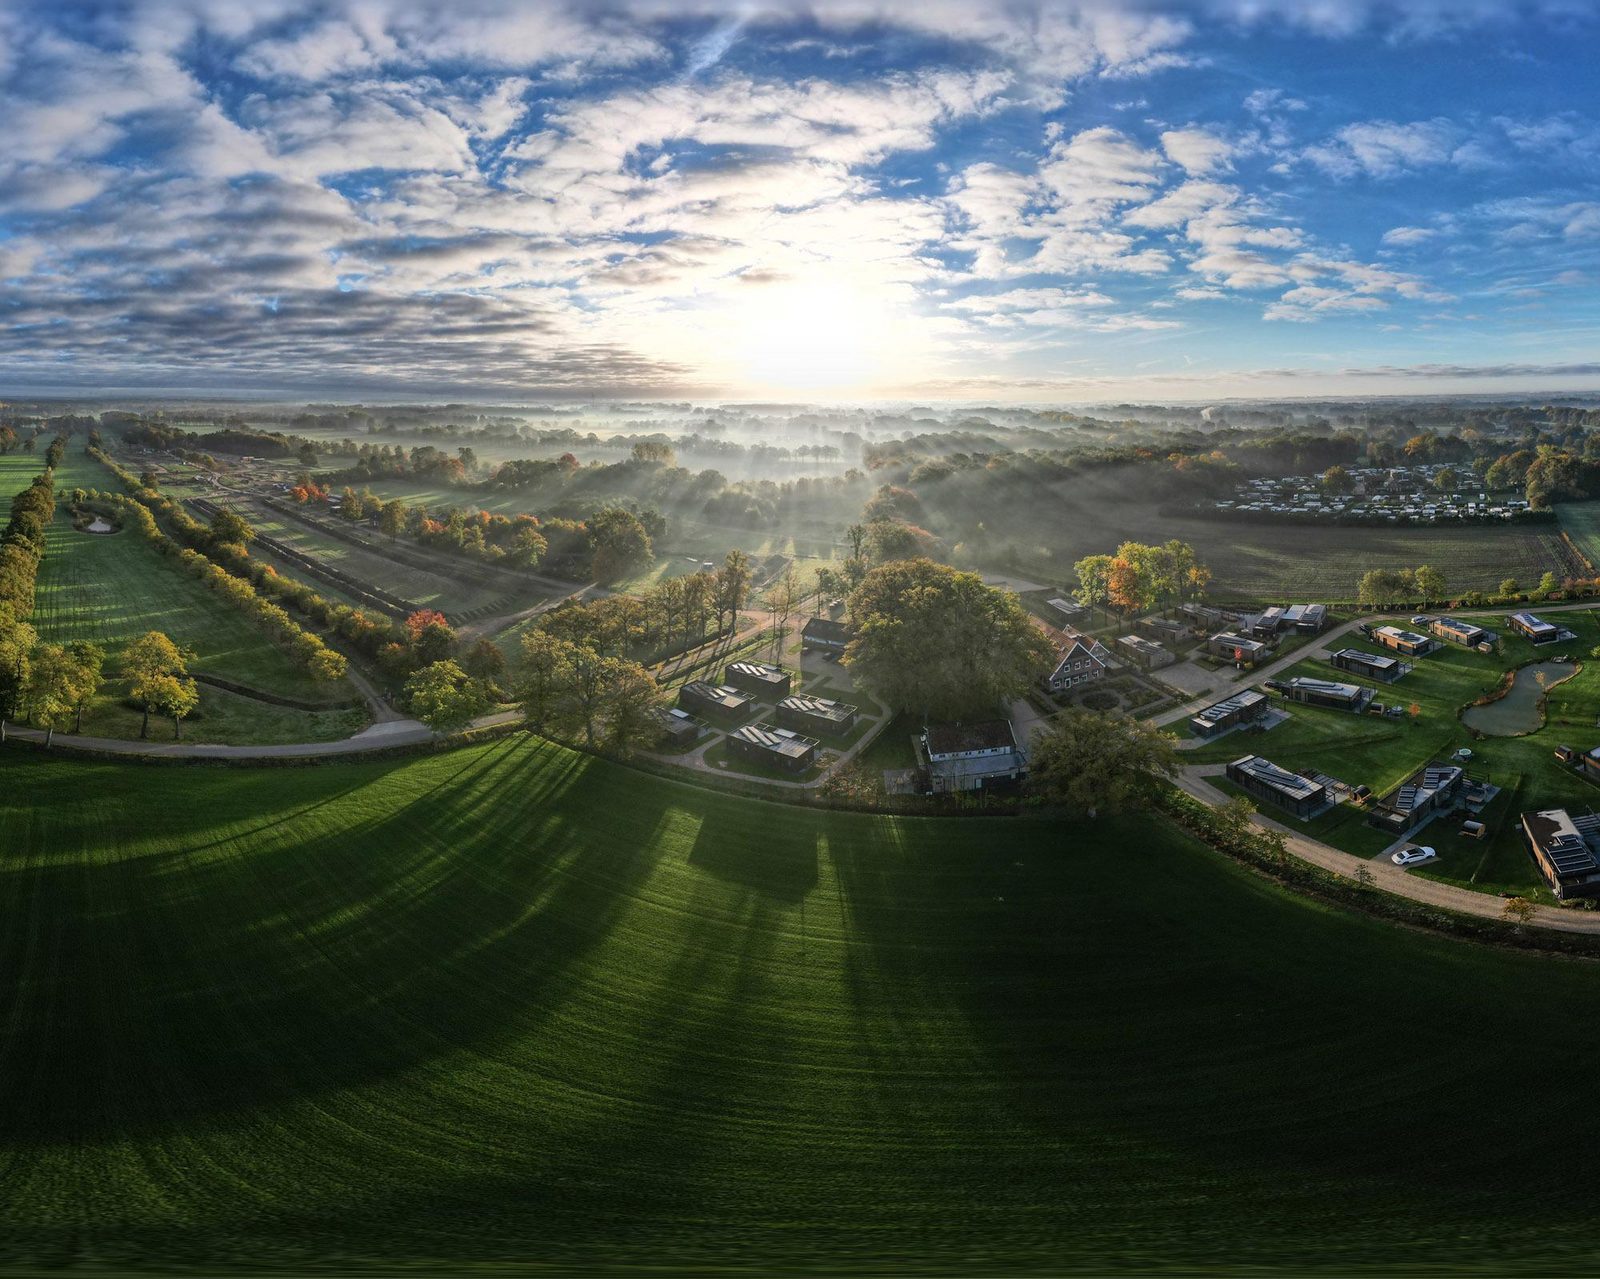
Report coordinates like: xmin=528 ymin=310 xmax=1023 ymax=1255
xmin=1520 ymin=808 xmax=1600 ymax=900
xmin=1329 ymin=649 xmax=1409 ymax=683
xmin=1367 ymin=761 xmax=1465 ymax=833
xmin=727 ymin=723 xmax=818 ymax=773
xmin=1226 ymin=755 xmax=1329 ymax=819
xmin=1283 ymin=603 xmax=1328 ymax=634
xmin=1371 ymin=625 xmax=1435 ymax=657
xmin=920 ymin=720 xmax=1027 ymax=793
xmin=1509 ymin=611 xmax=1561 ymax=645
xmin=1207 ymin=632 xmax=1269 ymax=666
xmin=1047 ymin=597 xmax=1086 ymax=622
xmin=677 ymin=680 xmax=753 ymax=725
xmin=1179 ymin=602 xmax=1235 ymax=632
xmin=724 ymin=660 xmax=792 ymax=698
xmin=1044 ymin=634 xmax=1111 ymax=692
xmin=777 ymin=693 xmax=858 ymax=738
xmin=801 ymin=615 xmax=852 ymax=653
xmin=1430 ymin=617 xmax=1491 ymax=648
xmin=1116 ymin=633 xmax=1175 ymax=670
xmin=1251 ymin=606 xmax=1286 ymax=638
xmin=652 ymin=707 xmax=703 ymax=748
xmin=1189 ymin=689 xmax=1271 ymax=738
xmin=1269 ymin=676 xmax=1374 ymax=714
xmin=1136 ymin=616 xmax=1188 ymax=645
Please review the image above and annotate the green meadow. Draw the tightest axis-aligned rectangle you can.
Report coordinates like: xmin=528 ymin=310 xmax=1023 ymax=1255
xmin=9 ymin=738 xmax=1600 ymax=1272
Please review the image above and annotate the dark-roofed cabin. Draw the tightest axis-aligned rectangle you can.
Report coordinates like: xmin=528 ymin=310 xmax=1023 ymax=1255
xmin=1207 ymin=632 xmax=1269 ymax=666
xmin=777 ymin=694 xmax=858 ymax=738
xmin=1367 ymin=761 xmax=1465 ymax=833
xmin=920 ymin=720 xmax=1026 ymax=793
xmin=724 ymin=660 xmax=792 ymax=698
xmin=1509 ymin=611 xmax=1560 ymax=645
xmin=1521 ymin=808 xmax=1600 ymax=900
xmin=1284 ymin=603 xmax=1327 ymax=633
xmin=1270 ymin=676 xmax=1374 ymax=713
xmin=1116 ymin=633 xmax=1174 ymax=669
xmin=727 ymin=723 xmax=818 ymax=773
xmin=1330 ymin=648 xmax=1408 ymax=683
xmin=1430 ymin=617 xmax=1490 ymax=648
xmin=1189 ymin=689 xmax=1270 ymax=738
xmin=1226 ymin=755 xmax=1329 ymax=819
xmin=653 ymin=707 xmax=703 ymax=748
xmin=678 ymin=680 xmax=753 ymax=725
xmin=801 ymin=615 xmax=852 ymax=653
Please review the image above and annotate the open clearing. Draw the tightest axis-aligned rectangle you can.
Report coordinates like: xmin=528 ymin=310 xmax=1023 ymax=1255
xmin=9 ymin=739 xmax=1600 ymax=1271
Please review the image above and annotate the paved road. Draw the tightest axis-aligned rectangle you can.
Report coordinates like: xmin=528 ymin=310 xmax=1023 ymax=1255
xmin=0 ymin=710 xmax=524 ymax=759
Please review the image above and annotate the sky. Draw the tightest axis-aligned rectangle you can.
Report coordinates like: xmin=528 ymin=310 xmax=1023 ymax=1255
xmin=1 ymin=0 xmax=1598 ymax=403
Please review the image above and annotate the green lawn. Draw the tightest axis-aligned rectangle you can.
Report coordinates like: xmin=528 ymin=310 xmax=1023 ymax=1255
xmin=27 ymin=475 xmax=365 ymax=742
xmin=12 ymin=740 xmax=1600 ymax=1271
xmin=1189 ymin=609 xmax=1600 ymax=894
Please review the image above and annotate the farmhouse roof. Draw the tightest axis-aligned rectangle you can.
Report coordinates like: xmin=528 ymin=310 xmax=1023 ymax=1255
xmin=924 ymin=720 xmax=1017 ymax=757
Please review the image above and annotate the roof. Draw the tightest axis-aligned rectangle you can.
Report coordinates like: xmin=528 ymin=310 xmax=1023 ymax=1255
xmin=1280 ymin=676 xmax=1366 ymax=699
xmin=1382 ymin=762 xmax=1463 ymax=814
xmin=1332 ymin=647 xmax=1398 ymax=669
xmin=1229 ymin=755 xmax=1324 ymax=803
xmin=1376 ymin=625 xmax=1430 ymax=645
xmin=924 ymin=720 xmax=1017 ymax=757
xmin=1191 ymin=688 xmax=1268 ymax=726
xmin=1433 ymin=617 xmax=1484 ymax=638
xmin=1523 ymin=808 xmax=1600 ymax=878
xmin=681 ymin=681 xmax=751 ymax=710
xmin=727 ymin=660 xmax=789 ymax=684
xmin=731 ymin=723 xmax=817 ymax=759
xmin=1211 ymin=631 xmax=1267 ymax=651
xmin=1511 ymin=611 xmax=1556 ymax=632
xmin=1117 ymin=634 xmax=1166 ymax=653
xmin=779 ymin=694 xmax=856 ymax=723
xmin=801 ymin=615 xmax=852 ymax=643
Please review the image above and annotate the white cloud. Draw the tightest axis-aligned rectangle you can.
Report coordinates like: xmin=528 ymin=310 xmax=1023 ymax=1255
xmin=1305 ymin=118 xmax=1461 ymax=178
xmin=1159 ymin=126 xmax=1234 ymax=174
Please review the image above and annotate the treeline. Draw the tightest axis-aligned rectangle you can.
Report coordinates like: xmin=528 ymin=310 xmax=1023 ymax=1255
xmin=0 ymin=463 xmax=57 ymax=615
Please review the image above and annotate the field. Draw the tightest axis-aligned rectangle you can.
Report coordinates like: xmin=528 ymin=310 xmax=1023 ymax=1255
xmin=1187 ymin=610 xmax=1600 ymax=896
xmin=1558 ymin=501 xmax=1600 ymax=572
xmin=10 ymin=739 xmax=1600 ymax=1272
xmin=998 ymin=497 xmax=1567 ymax=603
xmin=23 ymin=455 xmax=366 ymax=743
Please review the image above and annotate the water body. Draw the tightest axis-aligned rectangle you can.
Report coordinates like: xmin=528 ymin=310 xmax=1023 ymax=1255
xmin=84 ymin=516 xmax=114 ymax=534
xmin=1462 ymin=660 xmax=1577 ymax=736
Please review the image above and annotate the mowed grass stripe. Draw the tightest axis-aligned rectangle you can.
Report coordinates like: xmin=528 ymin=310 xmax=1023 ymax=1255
xmin=7 ymin=739 xmax=1600 ymax=1271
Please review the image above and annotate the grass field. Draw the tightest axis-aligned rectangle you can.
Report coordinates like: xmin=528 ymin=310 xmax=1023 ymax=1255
xmin=23 ymin=456 xmax=366 ymax=743
xmin=12 ymin=740 xmax=1600 ymax=1271
xmin=997 ymin=497 xmax=1567 ymax=603
xmin=1188 ymin=610 xmax=1600 ymax=895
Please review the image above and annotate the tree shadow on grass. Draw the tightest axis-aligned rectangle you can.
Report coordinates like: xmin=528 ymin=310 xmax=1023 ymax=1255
xmin=0 ymin=737 xmax=678 ymax=1143
xmin=686 ymin=801 xmax=818 ymax=903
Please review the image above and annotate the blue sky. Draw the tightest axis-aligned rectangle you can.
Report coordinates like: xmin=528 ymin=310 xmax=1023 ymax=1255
xmin=1 ymin=0 xmax=1597 ymax=400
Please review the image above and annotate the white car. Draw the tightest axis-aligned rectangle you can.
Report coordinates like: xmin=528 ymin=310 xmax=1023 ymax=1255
xmin=1391 ymin=845 xmax=1438 ymax=866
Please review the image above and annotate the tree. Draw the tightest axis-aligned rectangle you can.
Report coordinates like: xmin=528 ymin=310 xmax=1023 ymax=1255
xmin=1433 ymin=467 xmax=1457 ymax=493
xmin=1321 ymin=464 xmax=1354 ymax=496
xmin=405 ymin=609 xmax=456 ymax=665
xmin=0 ymin=605 xmax=37 ymax=741
xmin=404 ymin=660 xmax=488 ymax=734
xmin=599 ymin=658 xmax=662 ymax=758
xmin=379 ymin=499 xmax=408 ymax=541
xmin=844 ymin=523 xmax=867 ymax=566
xmin=1537 ymin=570 xmax=1560 ymax=596
xmin=21 ymin=643 xmax=75 ymax=746
xmin=765 ymin=561 xmax=803 ymax=663
xmin=150 ymin=671 xmax=200 ymax=740
xmin=1072 ymin=554 xmax=1113 ymax=616
xmin=1502 ymin=895 xmax=1537 ymax=928
xmin=631 ymin=440 xmax=676 ymax=467
xmin=588 ymin=507 xmax=653 ymax=583
xmin=62 ymin=640 xmax=105 ymax=732
xmin=1025 ymin=709 xmax=1180 ymax=818
xmin=120 ymin=631 xmax=191 ymax=740
xmin=713 ymin=549 xmax=753 ymax=633
xmin=517 ymin=631 xmax=570 ymax=733
xmin=1499 ymin=577 xmax=1520 ymax=597
xmin=1413 ymin=565 xmax=1446 ymax=607
xmin=846 ymin=559 xmax=1055 ymax=721
xmin=307 ymin=648 xmax=348 ymax=683
xmin=1356 ymin=568 xmax=1416 ymax=607
xmin=462 ymin=638 xmax=508 ymax=687
xmin=208 ymin=508 xmax=255 ymax=548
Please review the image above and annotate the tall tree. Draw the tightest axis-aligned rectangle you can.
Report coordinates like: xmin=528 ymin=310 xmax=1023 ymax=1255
xmin=1025 ymin=709 xmax=1180 ymax=818
xmin=404 ymin=660 xmax=488 ymax=734
xmin=0 ymin=605 xmax=37 ymax=742
xmin=151 ymin=672 xmax=201 ymax=740
xmin=765 ymin=562 xmax=803 ymax=663
xmin=587 ymin=507 xmax=653 ymax=583
xmin=846 ymin=558 xmax=1054 ymax=721
xmin=714 ymin=549 xmax=753 ymax=633
xmin=21 ymin=643 xmax=74 ymax=746
xmin=119 ymin=631 xmax=191 ymax=740
xmin=63 ymin=639 xmax=105 ymax=733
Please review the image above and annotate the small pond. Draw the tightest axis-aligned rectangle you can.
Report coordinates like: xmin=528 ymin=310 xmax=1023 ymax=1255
xmin=84 ymin=516 xmax=116 ymax=534
xmin=1461 ymin=660 xmax=1577 ymax=736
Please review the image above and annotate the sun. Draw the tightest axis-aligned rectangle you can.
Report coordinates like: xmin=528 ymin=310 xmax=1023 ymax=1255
xmin=724 ymin=278 xmax=912 ymax=395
